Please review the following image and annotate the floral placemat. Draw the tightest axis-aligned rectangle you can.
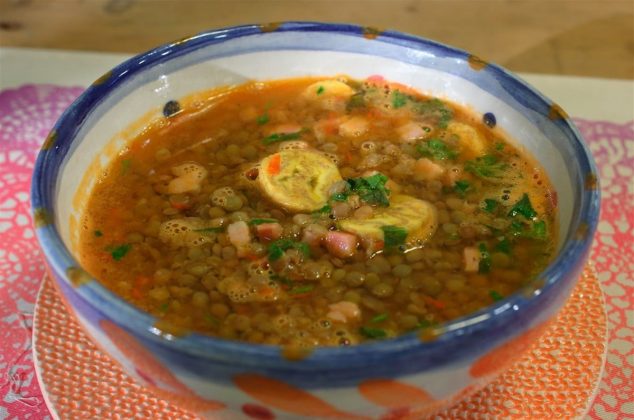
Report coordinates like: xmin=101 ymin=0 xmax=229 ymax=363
xmin=0 ymin=84 xmax=632 ymax=419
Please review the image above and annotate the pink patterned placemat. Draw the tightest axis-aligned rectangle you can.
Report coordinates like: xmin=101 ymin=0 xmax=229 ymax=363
xmin=0 ymin=84 xmax=632 ymax=419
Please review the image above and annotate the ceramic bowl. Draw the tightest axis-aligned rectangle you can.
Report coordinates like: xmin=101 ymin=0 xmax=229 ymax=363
xmin=31 ymin=22 xmax=600 ymax=419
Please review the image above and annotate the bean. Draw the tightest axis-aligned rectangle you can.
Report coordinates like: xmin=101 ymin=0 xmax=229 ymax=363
xmin=224 ymin=195 xmax=243 ymax=211
xmin=176 ymin=273 xmax=196 ymax=286
xmin=442 ymin=223 xmax=458 ymax=235
xmin=371 ymin=283 xmax=394 ymax=298
xmin=149 ymin=287 xmax=170 ymax=301
xmin=332 ymin=269 xmax=347 ymax=282
xmin=187 ymin=247 xmax=205 ymax=260
xmin=446 ymin=275 xmax=466 ymax=292
xmin=387 ymin=254 xmax=404 ymax=266
xmin=210 ymin=303 xmax=229 ymax=318
xmin=229 ymin=211 xmax=248 ymax=222
xmin=367 ymin=256 xmax=391 ymax=274
xmin=233 ymin=315 xmax=251 ymax=332
xmin=451 ymin=210 xmax=467 ymax=224
xmin=293 ymin=214 xmax=312 ymax=226
xmin=392 ymin=264 xmax=412 ymax=278
xmin=420 ymin=276 xmax=443 ymax=296
xmin=446 ymin=197 xmax=464 ymax=210
xmin=399 ymin=314 xmax=419 ymax=329
xmin=155 ymin=147 xmax=172 ymax=162
xmin=405 ymin=249 xmax=425 ymax=263
xmin=222 ymin=246 xmax=237 ymax=259
xmin=153 ymin=268 xmax=172 ymax=284
xmin=241 ymin=144 xmax=258 ymax=159
xmin=365 ymin=272 xmax=381 ymax=287
xmin=186 ymin=262 xmax=209 ymax=277
xmin=192 ymin=291 xmax=209 ymax=308
xmin=343 ymin=290 xmax=361 ymax=303
xmin=361 ymin=295 xmax=385 ymax=312
xmin=345 ymin=271 xmax=365 ymax=287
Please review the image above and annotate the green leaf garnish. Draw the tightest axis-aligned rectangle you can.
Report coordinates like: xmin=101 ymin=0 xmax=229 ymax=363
xmin=109 ymin=244 xmax=131 ymax=261
xmin=495 ymin=237 xmax=512 ymax=254
xmin=478 ymin=243 xmax=491 ymax=273
xmin=313 ymin=204 xmax=332 ymax=215
xmin=416 ymin=139 xmax=458 ymax=161
xmin=316 ymin=85 xmax=325 ymax=95
xmin=94 ymin=230 xmax=103 ymax=237
xmin=346 ymin=173 xmax=390 ymax=206
xmin=489 ymin=290 xmax=504 ymax=301
xmin=483 ymin=198 xmax=499 ymax=213
xmin=454 ymin=180 xmax=471 ymax=197
xmin=508 ymin=193 xmax=537 ymax=219
xmin=248 ymin=218 xmax=278 ymax=225
xmin=159 ymin=302 xmax=170 ymax=312
xmin=193 ymin=226 xmax=225 ymax=234
xmin=346 ymin=92 xmax=366 ymax=110
xmin=331 ymin=192 xmax=349 ymax=202
xmin=262 ymin=131 xmax=302 ymax=145
xmin=465 ymin=155 xmax=508 ymax=179
xmin=391 ymin=90 xmax=408 ymax=109
xmin=270 ymin=274 xmax=293 ymax=287
xmin=268 ymin=239 xmax=311 ymax=261
xmin=359 ymin=326 xmax=387 ymax=339
xmin=289 ymin=284 xmax=314 ymax=295
xmin=371 ymin=313 xmax=388 ymax=323
xmin=413 ymin=98 xmax=453 ymax=128
xmin=381 ymin=225 xmax=408 ymax=248
xmin=530 ymin=220 xmax=547 ymax=240
xmin=495 ymin=142 xmax=505 ymax=151
xmin=256 ymin=113 xmax=269 ymax=125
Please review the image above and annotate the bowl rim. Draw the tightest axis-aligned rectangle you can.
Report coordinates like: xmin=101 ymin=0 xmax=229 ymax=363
xmin=31 ymin=21 xmax=600 ymax=369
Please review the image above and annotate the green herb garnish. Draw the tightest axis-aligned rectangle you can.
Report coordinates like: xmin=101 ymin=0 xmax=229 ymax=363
xmin=381 ymin=225 xmax=408 ymax=248
xmin=347 ymin=92 xmax=366 ymax=110
xmin=483 ymin=198 xmax=499 ymax=213
xmin=204 ymin=314 xmax=220 ymax=325
xmin=94 ymin=230 xmax=103 ymax=237
xmin=331 ymin=192 xmax=349 ymax=202
xmin=371 ymin=313 xmax=389 ymax=323
xmin=346 ymin=173 xmax=390 ymax=206
xmin=530 ymin=220 xmax=547 ymax=240
xmin=489 ymin=290 xmax=504 ymax=301
xmin=268 ymin=239 xmax=311 ymax=261
xmin=270 ymin=274 xmax=293 ymax=287
xmin=478 ymin=243 xmax=491 ymax=273
xmin=316 ymin=85 xmax=325 ymax=95
xmin=159 ymin=302 xmax=170 ymax=312
xmin=313 ymin=204 xmax=332 ymax=214
xmin=416 ymin=139 xmax=458 ymax=161
xmin=508 ymin=193 xmax=537 ymax=219
xmin=262 ymin=131 xmax=302 ymax=145
xmin=193 ymin=226 xmax=225 ymax=234
xmin=454 ymin=180 xmax=471 ymax=197
xmin=495 ymin=237 xmax=512 ymax=254
xmin=248 ymin=218 xmax=278 ymax=225
xmin=495 ymin=142 xmax=505 ymax=151
xmin=391 ymin=90 xmax=408 ymax=109
xmin=109 ymin=244 xmax=131 ymax=261
xmin=465 ymin=155 xmax=508 ymax=179
xmin=413 ymin=98 xmax=453 ymax=128
xmin=289 ymin=284 xmax=314 ymax=295
xmin=359 ymin=326 xmax=387 ymax=339
xmin=256 ymin=113 xmax=269 ymax=125
xmin=121 ymin=159 xmax=132 ymax=175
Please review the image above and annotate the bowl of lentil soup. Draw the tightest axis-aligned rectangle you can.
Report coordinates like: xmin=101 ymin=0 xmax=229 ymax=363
xmin=32 ymin=22 xmax=599 ymax=418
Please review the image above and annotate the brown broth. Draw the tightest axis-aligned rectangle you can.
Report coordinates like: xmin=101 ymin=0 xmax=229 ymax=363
xmin=79 ymin=76 xmax=557 ymax=347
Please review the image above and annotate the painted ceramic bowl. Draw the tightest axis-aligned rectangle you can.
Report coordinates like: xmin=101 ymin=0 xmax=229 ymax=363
xmin=31 ymin=22 xmax=600 ymax=419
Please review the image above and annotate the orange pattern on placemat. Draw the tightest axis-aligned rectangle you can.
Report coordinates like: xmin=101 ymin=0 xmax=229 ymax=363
xmin=469 ymin=320 xmax=552 ymax=378
xmin=234 ymin=373 xmax=369 ymax=419
xmin=358 ymin=379 xmax=433 ymax=408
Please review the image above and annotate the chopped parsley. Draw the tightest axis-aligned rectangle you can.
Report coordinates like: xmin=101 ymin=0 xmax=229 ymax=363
xmin=346 ymin=173 xmax=391 ymax=206
xmin=268 ymin=239 xmax=310 ymax=261
xmin=391 ymin=90 xmax=408 ymax=109
xmin=508 ymin=194 xmax=537 ymax=219
xmin=313 ymin=204 xmax=332 ymax=214
xmin=108 ymin=244 xmax=131 ymax=261
xmin=159 ymin=302 xmax=170 ymax=312
xmin=331 ymin=192 xmax=349 ymax=202
xmin=489 ymin=290 xmax=504 ymax=301
xmin=483 ymin=198 xmax=499 ymax=213
xmin=530 ymin=220 xmax=547 ymax=240
xmin=495 ymin=142 xmax=505 ymax=151
xmin=289 ymin=284 xmax=314 ymax=295
xmin=381 ymin=225 xmax=408 ymax=248
xmin=270 ymin=274 xmax=293 ymax=287
xmin=416 ymin=139 xmax=458 ymax=161
xmin=93 ymin=230 xmax=103 ymax=237
xmin=370 ymin=313 xmax=388 ymax=323
xmin=478 ymin=243 xmax=491 ymax=273
xmin=413 ymin=98 xmax=453 ymax=128
xmin=465 ymin=155 xmax=508 ymax=179
xmin=495 ymin=237 xmax=512 ymax=254
xmin=359 ymin=326 xmax=387 ymax=339
xmin=262 ymin=131 xmax=302 ymax=145
xmin=248 ymin=218 xmax=278 ymax=225
xmin=256 ymin=113 xmax=269 ymax=125
xmin=454 ymin=180 xmax=471 ymax=197
xmin=316 ymin=85 xmax=325 ymax=95
xmin=347 ymin=92 xmax=366 ymax=110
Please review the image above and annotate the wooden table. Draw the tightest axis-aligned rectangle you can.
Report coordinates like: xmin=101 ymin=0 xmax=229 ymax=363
xmin=1 ymin=0 xmax=633 ymax=80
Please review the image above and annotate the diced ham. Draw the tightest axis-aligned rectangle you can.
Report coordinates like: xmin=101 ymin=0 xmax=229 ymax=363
xmin=227 ymin=221 xmax=251 ymax=257
xmin=414 ymin=158 xmax=446 ymax=181
xmin=327 ymin=301 xmax=361 ymax=323
xmin=463 ymin=247 xmax=480 ymax=272
xmin=255 ymin=223 xmax=283 ymax=242
xmin=324 ymin=231 xmax=358 ymax=258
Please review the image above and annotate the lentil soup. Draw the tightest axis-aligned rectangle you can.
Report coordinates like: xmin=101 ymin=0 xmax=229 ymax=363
xmin=79 ymin=76 xmax=557 ymax=347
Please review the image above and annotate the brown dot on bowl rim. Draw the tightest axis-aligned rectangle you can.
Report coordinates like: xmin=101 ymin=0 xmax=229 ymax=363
xmin=34 ymin=207 xmax=52 ymax=228
xmin=66 ymin=266 xmax=92 ymax=287
xmin=93 ymin=70 xmax=113 ymax=86
xmin=548 ymin=103 xmax=569 ymax=120
xmin=584 ymin=173 xmax=598 ymax=190
xmin=467 ymin=55 xmax=488 ymax=71
xmin=575 ymin=222 xmax=589 ymax=240
xmin=41 ymin=130 xmax=57 ymax=150
xmin=259 ymin=22 xmax=282 ymax=33
xmin=362 ymin=27 xmax=383 ymax=40
xmin=483 ymin=112 xmax=496 ymax=128
xmin=163 ymin=100 xmax=181 ymax=118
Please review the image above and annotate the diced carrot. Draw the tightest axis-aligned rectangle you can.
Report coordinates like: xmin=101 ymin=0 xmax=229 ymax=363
xmin=255 ymin=223 xmax=283 ymax=242
xmin=267 ymin=153 xmax=281 ymax=175
xmin=422 ymin=295 xmax=446 ymax=309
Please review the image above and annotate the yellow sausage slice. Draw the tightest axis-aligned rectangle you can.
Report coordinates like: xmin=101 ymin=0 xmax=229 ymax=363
xmin=338 ymin=194 xmax=438 ymax=244
xmin=447 ymin=121 xmax=487 ymax=158
xmin=258 ymin=149 xmax=343 ymax=212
